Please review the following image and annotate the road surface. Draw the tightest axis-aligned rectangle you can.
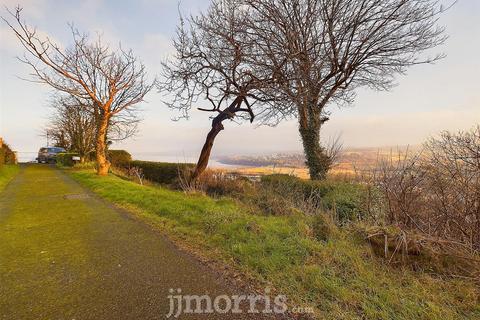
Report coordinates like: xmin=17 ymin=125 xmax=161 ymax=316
xmin=0 ymin=165 xmax=285 ymax=320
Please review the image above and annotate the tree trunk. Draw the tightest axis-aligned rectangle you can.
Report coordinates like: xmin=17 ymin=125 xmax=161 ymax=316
xmin=298 ymin=103 xmax=331 ymax=180
xmin=190 ymin=122 xmax=224 ymax=181
xmin=190 ymin=96 xmax=243 ymax=181
xmin=96 ymin=113 xmax=110 ymax=176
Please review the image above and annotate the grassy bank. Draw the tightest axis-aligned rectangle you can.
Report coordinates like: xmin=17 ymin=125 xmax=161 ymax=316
xmin=68 ymin=169 xmax=479 ymax=320
xmin=0 ymin=165 xmax=19 ymax=192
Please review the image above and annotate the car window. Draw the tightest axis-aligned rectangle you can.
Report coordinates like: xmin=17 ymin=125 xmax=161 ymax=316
xmin=47 ymin=147 xmax=65 ymax=153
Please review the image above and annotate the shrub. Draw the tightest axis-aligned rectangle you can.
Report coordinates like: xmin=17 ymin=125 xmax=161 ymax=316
xmin=247 ymin=185 xmax=296 ymax=216
xmin=187 ymin=170 xmax=254 ymax=197
xmin=370 ymin=127 xmax=480 ymax=252
xmin=56 ymin=152 xmax=80 ymax=167
xmin=0 ymin=148 xmax=4 ymax=167
xmin=129 ymin=161 xmax=195 ymax=185
xmin=113 ymin=165 xmax=146 ymax=185
xmin=311 ymin=213 xmax=337 ymax=241
xmin=0 ymin=143 xmax=17 ymax=165
xmin=261 ymin=174 xmax=333 ymax=200
xmin=259 ymin=174 xmax=368 ymax=223
xmin=4 ymin=150 xmax=17 ymax=164
xmin=319 ymin=181 xmax=368 ymax=222
xmin=108 ymin=150 xmax=132 ymax=168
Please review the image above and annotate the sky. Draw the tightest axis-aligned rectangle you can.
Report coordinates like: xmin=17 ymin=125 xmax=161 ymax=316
xmin=0 ymin=0 xmax=479 ymax=162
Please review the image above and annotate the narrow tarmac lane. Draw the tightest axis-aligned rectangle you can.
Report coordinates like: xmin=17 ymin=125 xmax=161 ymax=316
xmin=0 ymin=165 xmax=283 ymax=320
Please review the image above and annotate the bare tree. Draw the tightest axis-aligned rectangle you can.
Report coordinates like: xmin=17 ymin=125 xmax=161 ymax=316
xmin=243 ymin=0 xmax=449 ymax=179
xmin=45 ymin=93 xmax=140 ymax=162
xmin=45 ymin=94 xmax=97 ymax=162
xmin=3 ymin=7 xmax=153 ymax=175
xmin=164 ymin=0 xmax=448 ymax=180
xmin=43 ymin=127 xmax=70 ymax=151
xmin=160 ymin=0 xmax=293 ymax=181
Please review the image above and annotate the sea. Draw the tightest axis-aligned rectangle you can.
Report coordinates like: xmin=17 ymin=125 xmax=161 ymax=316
xmin=16 ymin=151 xmax=239 ymax=169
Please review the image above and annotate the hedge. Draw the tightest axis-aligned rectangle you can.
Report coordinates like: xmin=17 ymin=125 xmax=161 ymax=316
xmin=0 ymin=148 xmax=4 ymax=168
xmin=108 ymin=150 xmax=132 ymax=168
xmin=129 ymin=160 xmax=195 ymax=185
xmin=56 ymin=153 xmax=80 ymax=167
xmin=0 ymin=143 xmax=16 ymax=165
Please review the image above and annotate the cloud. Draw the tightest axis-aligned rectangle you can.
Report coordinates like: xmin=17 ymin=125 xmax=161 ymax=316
xmin=325 ymin=106 xmax=480 ymax=148
xmin=138 ymin=33 xmax=175 ymax=74
xmin=143 ymin=33 xmax=175 ymax=56
xmin=0 ymin=2 xmax=66 ymax=55
xmin=0 ymin=26 xmax=21 ymax=54
xmin=1 ymin=0 xmax=49 ymax=19
xmin=0 ymin=23 xmax=65 ymax=56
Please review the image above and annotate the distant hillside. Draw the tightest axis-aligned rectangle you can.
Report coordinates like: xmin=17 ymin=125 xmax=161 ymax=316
xmin=217 ymin=146 xmax=421 ymax=174
xmin=217 ymin=153 xmax=305 ymax=168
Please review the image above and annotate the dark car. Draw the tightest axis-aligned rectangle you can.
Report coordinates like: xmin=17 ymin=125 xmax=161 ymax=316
xmin=37 ymin=147 xmax=66 ymax=164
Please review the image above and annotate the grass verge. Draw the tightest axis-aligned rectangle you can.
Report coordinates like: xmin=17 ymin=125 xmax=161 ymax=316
xmin=68 ymin=169 xmax=479 ymax=320
xmin=0 ymin=165 xmax=19 ymax=192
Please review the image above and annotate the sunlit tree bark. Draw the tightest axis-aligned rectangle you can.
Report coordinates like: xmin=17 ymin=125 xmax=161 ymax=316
xmin=3 ymin=7 xmax=153 ymax=175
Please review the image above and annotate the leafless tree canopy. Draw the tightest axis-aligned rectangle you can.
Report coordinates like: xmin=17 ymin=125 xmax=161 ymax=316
xmin=161 ymin=0 xmax=298 ymax=180
xmin=372 ymin=126 xmax=480 ymax=252
xmin=3 ymin=7 xmax=153 ymax=174
xmin=245 ymin=0 xmax=448 ymax=99
xmin=161 ymin=0 xmax=292 ymax=124
xmin=162 ymin=0 xmax=448 ymax=180
xmin=45 ymin=94 xmax=97 ymax=160
xmin=45 ymin=92 xmax=141 ymax=161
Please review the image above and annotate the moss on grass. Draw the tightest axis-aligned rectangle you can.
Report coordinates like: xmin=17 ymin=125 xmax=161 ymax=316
xmin=2 ymin=165 xmax=242 ymax=319
xmin=0 ymin=165 xmax=102 ymax=318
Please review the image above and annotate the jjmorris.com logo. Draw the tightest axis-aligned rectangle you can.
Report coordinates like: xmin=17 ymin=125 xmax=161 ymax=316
xmin=166 ymin=288 xmax=314 ymax=318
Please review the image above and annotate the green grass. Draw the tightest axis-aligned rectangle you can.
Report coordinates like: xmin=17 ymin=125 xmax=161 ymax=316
xmin=0 ymin=165 xmax=19 ymax=191
xmin=69 ymin=169 xmax=480 ymax=320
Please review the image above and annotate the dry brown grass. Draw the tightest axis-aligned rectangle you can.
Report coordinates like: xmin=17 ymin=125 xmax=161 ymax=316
xmin=361 ymin=225 xmax=480 ymax=283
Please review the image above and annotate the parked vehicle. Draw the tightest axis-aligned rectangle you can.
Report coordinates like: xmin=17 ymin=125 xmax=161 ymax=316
xmin=37 ymin=147 xmax=66 ymax=164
